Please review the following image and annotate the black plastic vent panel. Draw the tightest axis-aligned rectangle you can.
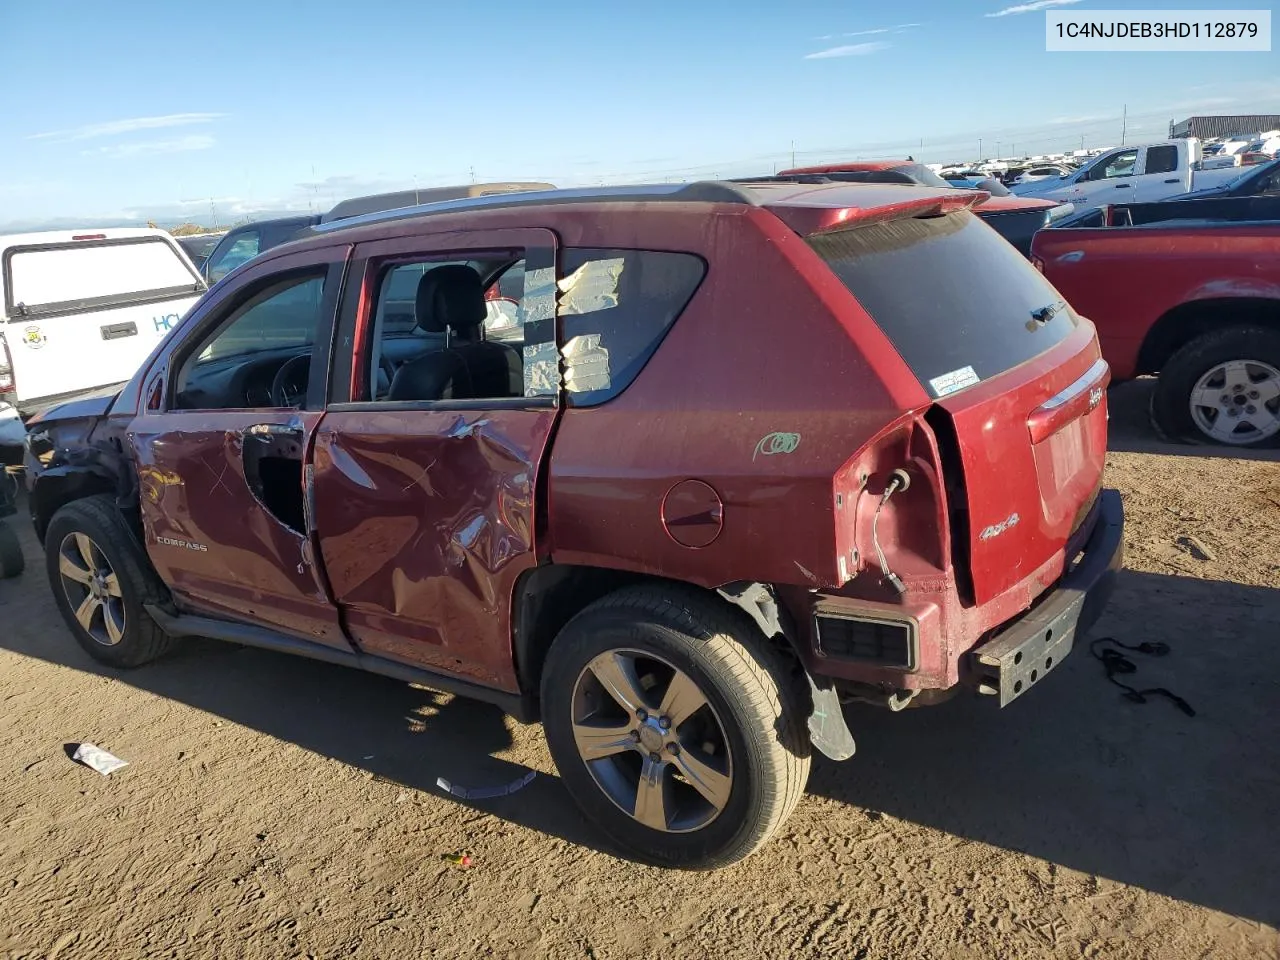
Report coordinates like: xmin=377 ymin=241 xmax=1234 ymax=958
xmin=815 ymin=614 xmax=915 ymax=669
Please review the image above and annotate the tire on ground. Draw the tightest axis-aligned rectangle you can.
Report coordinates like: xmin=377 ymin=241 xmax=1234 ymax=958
xmin=44 ymin=494 xmax=173 ymax=667
xmin=540 ymin=585 xmax=811 ymax=869
xmin=1152 ymin=326 xmax=1280 ymax=448
xmin=0 ymin=521 xmax=23 ymax=579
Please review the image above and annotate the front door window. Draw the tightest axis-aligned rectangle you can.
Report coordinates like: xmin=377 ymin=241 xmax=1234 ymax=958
xmin=174 ymin=274 xmax=325 ymax=410
xmin=1088 ymin=150 xmax=1138 ymax=181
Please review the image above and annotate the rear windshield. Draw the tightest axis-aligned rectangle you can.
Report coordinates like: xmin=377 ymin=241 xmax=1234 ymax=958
xmin=809 ymin=210 xmax=1078 ymax=397
xmin=5 ymin=237 xmax=201 ymax=319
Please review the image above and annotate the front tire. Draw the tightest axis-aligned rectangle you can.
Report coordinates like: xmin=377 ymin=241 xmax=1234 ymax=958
xmin=1152 ymin=327 xmax=1280 ymax=448
xmin=541 ymin=587 xmax=811 ymax=869
xmin=0 ymin=521 xmax=23 ymax=578
xmin=44 ymin=495 xmax=173 ymax=668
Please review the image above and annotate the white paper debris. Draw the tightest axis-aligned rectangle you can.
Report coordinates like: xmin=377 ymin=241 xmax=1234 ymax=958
xmin=72 ymin=743 xmax=128 ymax=777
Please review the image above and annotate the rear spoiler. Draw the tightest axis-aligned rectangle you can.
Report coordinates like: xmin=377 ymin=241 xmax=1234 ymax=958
xmin=765 ymin=191 xmax=989 ymax=237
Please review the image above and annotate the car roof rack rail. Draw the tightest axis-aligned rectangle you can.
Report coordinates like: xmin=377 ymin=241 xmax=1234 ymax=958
xmin=310 ymin=181 xmax=760 ymax=234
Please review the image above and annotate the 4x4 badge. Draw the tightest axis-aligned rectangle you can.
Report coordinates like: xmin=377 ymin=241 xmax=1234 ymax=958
xmin=979 ymin=512 xmax=1020 ymax=541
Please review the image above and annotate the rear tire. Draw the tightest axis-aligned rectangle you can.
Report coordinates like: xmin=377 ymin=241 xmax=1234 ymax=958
xmin=541 ymin=586 xmax=811 ymax=869
xmin=0 ymin=522 xmax=23 ymax=578
xmin=45 ymin=495 xmax=173 ymax=668
xmin=1152 ymin=327 xmax=1280 ymax=448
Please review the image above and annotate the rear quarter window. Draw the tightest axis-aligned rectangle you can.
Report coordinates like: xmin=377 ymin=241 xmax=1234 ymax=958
xmin=808 ymin=211 xmax=1078 ymax=397
xmin=560 ymin=249 xmax=706 ymax=407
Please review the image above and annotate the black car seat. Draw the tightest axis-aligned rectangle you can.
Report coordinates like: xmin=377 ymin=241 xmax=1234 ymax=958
xmin=387 ymin=264 xmax=522 ymax=401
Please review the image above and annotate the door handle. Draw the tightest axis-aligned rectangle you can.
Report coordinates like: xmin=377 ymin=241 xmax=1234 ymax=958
xmin=1114 ymin=183 xmax=1132 ymax=189
xmin=244 ymin=422 xmax=300 ymax=438
xmin=100 ymin=321 xmax=138 ymax=340
xmin=1163 ymin=178 xmax=1180 ymax=183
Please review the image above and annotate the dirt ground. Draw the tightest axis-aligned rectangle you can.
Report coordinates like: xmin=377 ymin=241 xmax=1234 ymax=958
xmin=1 ymin=380 xmax=1278 ymax=960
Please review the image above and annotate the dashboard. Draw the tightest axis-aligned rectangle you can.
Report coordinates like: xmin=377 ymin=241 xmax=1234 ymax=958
xmin=174 ymin=349 xmax=309 ymax=410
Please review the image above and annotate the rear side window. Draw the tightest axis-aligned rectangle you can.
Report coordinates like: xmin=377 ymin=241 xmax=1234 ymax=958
xmin=559 ymin=249 xmax=706 ymax=406
xmin=1145 ymin=145 xmax=1179 ymax=175
xmin=5 ymin=237 xmax=199 ymax=318
xmin=808 ymin=211 xmax=1078 ymax=397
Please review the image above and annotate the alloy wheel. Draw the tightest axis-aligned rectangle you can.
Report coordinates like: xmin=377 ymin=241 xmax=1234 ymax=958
xmin=1188 ymin=359 xmax=1280 ymax=445
xmin=57 ymin=533 xmax=126 ymax=646
xmin=570 ymin=650 xmax=734 ymax=833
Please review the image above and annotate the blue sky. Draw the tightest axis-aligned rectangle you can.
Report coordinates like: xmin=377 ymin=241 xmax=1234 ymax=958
xmin=2 ymin=0 xmax=1276 ymax=228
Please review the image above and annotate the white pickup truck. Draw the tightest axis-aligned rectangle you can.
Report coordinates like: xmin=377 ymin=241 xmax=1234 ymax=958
xmin=1011 ymin=138 xmax=1241 ymax=211
xmin=1 ymin=228 xmax=205 ymax=419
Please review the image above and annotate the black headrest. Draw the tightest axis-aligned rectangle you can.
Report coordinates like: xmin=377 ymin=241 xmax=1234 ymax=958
xmin=415 ymin=264 xmax=486 ymax=334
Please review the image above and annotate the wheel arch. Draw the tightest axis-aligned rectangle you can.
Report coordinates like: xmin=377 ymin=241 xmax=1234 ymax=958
xmin=1137 ymin=296 xmax=1280 ymax=376
xmin=511 ymin=565 xmax=807 ymax=718
xmin=31 ymin=467 xmax=118 ymax=543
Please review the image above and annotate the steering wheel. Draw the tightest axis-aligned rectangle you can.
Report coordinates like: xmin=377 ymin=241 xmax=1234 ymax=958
xmin=270 ymin=354 xmax=311 ymax=408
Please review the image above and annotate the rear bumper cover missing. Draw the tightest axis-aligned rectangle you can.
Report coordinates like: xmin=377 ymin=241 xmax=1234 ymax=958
xmin=971 ymin=488 xmax=1124 ymax=706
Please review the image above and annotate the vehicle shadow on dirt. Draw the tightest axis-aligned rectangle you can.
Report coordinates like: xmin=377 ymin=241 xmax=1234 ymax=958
xmin=809 ymin=568 xmax=1280 ymax=926
xmin=1108 ymin=379 xmax=1280 ymax=461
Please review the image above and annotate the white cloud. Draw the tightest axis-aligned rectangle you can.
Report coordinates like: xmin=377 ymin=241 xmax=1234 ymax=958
xmin=804 ymin=41 xmax=891 ymax=60
xmin=1049 ymin=114 xmax=1109 ymax=124
xmin=28 ymin=113 xmax=225 ymax=143
xmin=820 ymin=23 xmax=919 ymax=38
xmin=986 ymin=0 xmax=1082 ymax=18
xmin=82 ymin=135 xmax=216 ymax=159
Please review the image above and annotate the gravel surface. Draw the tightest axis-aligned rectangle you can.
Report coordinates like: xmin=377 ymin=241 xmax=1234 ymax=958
xmin=1 ymin=381 xmax=1277 ymax=960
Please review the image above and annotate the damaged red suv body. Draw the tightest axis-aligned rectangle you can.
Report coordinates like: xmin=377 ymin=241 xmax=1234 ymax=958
xmin=24 ymin=181 xmax=1122 ymax=869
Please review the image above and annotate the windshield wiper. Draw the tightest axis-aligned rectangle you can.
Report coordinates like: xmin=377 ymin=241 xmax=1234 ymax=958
xmin=1031 ymin=300 xmax=1066 ymax=325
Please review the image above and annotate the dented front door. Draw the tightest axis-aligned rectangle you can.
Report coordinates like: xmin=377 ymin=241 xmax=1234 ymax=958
xmin=129 ymin=253 xmax=349 ymax=649
xmin=132 ymin=411 xmax=345 ymax=646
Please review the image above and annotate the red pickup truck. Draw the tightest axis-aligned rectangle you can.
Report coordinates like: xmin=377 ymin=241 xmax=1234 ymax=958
xmin=1032 ymin=196 xmax=1280 ymax=447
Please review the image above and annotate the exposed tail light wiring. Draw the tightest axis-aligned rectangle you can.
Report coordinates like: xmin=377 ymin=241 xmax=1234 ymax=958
xmin=873 ymin=468 xmax=912 ymax=596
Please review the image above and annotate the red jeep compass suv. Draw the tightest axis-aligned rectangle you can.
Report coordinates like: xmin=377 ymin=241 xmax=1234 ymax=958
xmin=24 ymin=181 xmax=1122 ymax=868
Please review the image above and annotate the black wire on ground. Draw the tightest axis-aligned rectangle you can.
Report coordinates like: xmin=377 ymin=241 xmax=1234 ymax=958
xmin=1089 ymin=637 xmax=1195 ymax=717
